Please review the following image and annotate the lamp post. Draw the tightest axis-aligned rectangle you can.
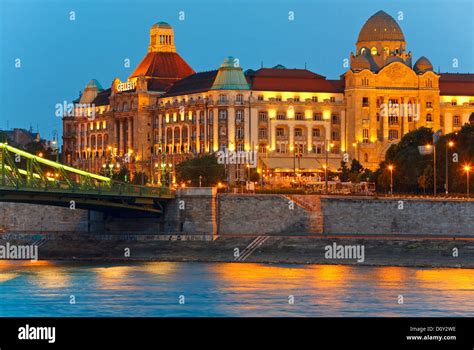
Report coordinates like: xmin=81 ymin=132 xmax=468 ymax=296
xmin=388 ymin=164 xmax=394 ymax=195
xmin=445 ymin=140 xmax=454 ymax=195
xmin=325 ymin=141 xmax=334 ymax=194
xmin=464 ymin=165 xmax=471 ymax=198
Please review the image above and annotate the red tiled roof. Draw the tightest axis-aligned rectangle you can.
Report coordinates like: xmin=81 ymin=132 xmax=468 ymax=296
xmin=129 ymin=51 xmax=194 ymax=84
xmin=439 ymin=73 xmax=474 ymax=95
xmin=246 ymin=68 xmax=344 ymax=93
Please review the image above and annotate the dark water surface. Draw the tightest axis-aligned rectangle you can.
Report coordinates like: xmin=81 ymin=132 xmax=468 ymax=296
xmin=0 ymin=261 xmax=473 ymax=317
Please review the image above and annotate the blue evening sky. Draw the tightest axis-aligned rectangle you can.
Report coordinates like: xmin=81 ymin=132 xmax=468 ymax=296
xmin=0 ymin=0 xmax=473 ymax=142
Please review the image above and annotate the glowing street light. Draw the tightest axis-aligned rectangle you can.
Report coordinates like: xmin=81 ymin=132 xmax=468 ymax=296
xmin=445 ymin=140 xmax=455 ymax=195
xmin=464 ymin=165 xmax=471 ymax=198
xmin=388 ymin=164 xmax=394 ymax=195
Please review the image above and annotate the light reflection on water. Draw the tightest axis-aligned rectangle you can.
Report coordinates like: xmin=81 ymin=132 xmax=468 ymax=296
xmin=0 ymin=261 xmax=473 ymax=317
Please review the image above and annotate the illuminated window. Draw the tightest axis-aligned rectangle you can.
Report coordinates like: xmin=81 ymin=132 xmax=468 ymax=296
xmin=236 ymin=127 xmax=244 ymax=139
xmin=389 ymin=130 xmax=399 ymax=140
xmin=360 ymin=48 xmax=366 ymax=55
xmin=453 ymin=115 xmax=461 ymax=127
xmin=383 ymin=47 xmax=389 ymax=55
xmin=102 ymin=121 xmax=106 ymax=129
xmin=371 ymin=47 xmax=378 ymax=55
xmin=219 ymin=110 xmax=227 ymax=120
xmin=313 ymin=113 xmax=322 ymax=121
xmin=362 ymin=128 xmax=369 ymax=143
xmin=236 ymin=110 xmax=244 ymax=122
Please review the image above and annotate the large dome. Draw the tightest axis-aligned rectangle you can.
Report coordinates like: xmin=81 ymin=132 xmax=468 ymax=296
xmin=357 ymin=11 xmax=405 ymax=43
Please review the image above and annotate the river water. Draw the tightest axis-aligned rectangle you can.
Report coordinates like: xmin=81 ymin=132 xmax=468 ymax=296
xmin=0 ymin=261 xmax=473 ymax=317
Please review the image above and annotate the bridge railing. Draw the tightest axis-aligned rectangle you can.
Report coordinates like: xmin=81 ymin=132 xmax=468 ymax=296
xmin=0 ymin=143 xmax=174 ymax=198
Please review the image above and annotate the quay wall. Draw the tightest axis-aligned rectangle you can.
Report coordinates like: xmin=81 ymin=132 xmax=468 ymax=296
xmin=0 ymin=192 xmax=473 ymax=237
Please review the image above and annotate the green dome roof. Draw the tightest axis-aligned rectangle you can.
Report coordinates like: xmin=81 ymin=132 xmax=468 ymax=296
xmin=211 ymin=57 xmax=250 ymax=90
xmin=86 ymin=79 xmax=103 ymax=90
xmin=152 ymin=21 xmax=172 ymax=29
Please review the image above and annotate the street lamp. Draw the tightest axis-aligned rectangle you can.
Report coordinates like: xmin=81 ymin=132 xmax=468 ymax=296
xmin=445 ymin=140 xmax=454 ymax=195
xmin=325 ymin=141 xmax=334 ymax=194
xmin=388 ymin=164 xmax=394 ymax=195
xmin=464 ymin=165 xmax=471 ymax=198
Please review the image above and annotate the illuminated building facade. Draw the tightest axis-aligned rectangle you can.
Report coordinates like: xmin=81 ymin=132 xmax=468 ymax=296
xmin=62 ymin=12 xmax=474 ymax=183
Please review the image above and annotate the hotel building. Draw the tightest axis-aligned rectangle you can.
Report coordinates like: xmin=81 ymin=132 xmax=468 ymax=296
xmin=62 ymin=12 xmax=474 ymax=183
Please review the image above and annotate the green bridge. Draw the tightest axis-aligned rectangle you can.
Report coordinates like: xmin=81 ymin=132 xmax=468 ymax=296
xmin=0 ymin=143 xmax=175 ymax=214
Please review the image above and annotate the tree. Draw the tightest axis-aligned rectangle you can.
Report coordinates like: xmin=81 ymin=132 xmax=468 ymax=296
xmin=112 ymin=166 xmax=130 ymax=182
xmin=132 ymin=171 xmax=148 ymax=185
xmin=339 ymin=161 xmax=350 ymax=182
xmin=175 ymin=154 xmax=225 ymax=187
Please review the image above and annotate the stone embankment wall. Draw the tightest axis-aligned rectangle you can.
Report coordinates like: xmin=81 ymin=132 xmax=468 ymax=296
xmin=1 ymin=192 xmax=473 ymax=237
xmin=321 ymin=197 xmax=474 ymax=236
xmin=216 ymin=194 xmax=323 ymax=235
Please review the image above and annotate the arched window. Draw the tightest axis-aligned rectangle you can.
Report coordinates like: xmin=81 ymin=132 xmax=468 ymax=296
xmin=371 ymin=47 xmax=377 ymax=56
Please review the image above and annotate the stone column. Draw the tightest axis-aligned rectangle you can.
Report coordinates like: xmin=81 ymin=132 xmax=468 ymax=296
xmin=127 ymin=118 xmax=133 ymax=153
xmin=119 ymin=119 xmax=124 ymax=155
xmin=213 ymin=108 xmax=218 ymax=152
xmin=289 ymin=124 xmax=295 ymax=150
xmin=340 ymin=110 xmax=346 ymax=153
xmin=383 ymin=97 xmax=389 ymax=140
xmin=204 ymin=110 xmax=208 ymax=152
xmin=196 ymin=111 xmax=200 ymax=153
xmin=306 ymin=124 xmax=312 ymax=153
xmin=403 ymin=96 xmax=409 ymax=136
xmin=270 ymin=121 xmax=276 ymax=151
xmin=228 ymin=107 xmax=235 ymax=150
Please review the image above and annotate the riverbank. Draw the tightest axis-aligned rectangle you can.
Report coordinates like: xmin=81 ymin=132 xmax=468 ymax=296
xmin=1 ymin=235 xmax=472 ymax=268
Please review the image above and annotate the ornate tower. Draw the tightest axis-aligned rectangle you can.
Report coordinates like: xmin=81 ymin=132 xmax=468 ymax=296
xmin=148 ymin=22 xmax=176 ymax=53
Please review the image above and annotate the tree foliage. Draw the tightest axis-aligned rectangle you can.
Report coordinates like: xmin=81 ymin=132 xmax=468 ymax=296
xmin=175 ymin=154 xmax=225 ymax=187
